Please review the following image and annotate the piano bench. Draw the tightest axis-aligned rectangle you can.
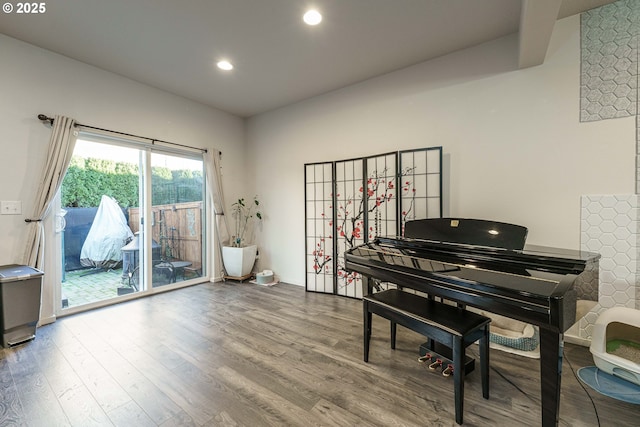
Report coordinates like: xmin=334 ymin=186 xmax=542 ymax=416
xmin=363 ymin=289 xmax=491 ymax=425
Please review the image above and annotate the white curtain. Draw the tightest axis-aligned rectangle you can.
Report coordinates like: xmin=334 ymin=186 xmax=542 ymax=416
xmin=23 ymin=115 xmax=78 ymax=268
xmin=204 ymin=149 xmax=231 ymax=276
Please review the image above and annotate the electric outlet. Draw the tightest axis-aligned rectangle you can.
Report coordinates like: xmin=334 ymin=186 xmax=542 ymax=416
xmin=1 ymin=201 xmax=22 ymax=215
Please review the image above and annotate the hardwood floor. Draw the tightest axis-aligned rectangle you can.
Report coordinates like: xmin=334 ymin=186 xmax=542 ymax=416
xmin=0 ymin=281 xmax=638 ymax=426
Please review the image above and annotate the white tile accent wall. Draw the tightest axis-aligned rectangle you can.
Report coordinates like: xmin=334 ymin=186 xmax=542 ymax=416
xmin=580 ymin=0 xmax=639 ymax=122
xmin=571 ymin=194 xmax=639 ymax=342
xmin=637 ymin=115 xmax=640 ymax=194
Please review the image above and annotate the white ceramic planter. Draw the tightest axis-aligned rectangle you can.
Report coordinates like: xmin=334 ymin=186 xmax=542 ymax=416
xmin=222 ymin=245 xmax=257 ymax=277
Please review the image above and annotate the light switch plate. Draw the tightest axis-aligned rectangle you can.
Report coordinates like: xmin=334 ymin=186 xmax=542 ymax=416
xmin=1 ymin=201 xmax=22 ymax=215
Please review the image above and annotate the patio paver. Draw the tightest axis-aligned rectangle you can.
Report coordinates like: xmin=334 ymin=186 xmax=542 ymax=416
xmin=61 ymin=268 xmax=129 ymax=308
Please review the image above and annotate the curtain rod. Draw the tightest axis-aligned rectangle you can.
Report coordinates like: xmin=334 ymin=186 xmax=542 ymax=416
xmin=37 ymin=114 xmax=213 ymax=154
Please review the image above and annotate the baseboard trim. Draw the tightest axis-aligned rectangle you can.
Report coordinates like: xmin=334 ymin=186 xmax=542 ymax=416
xmin=38 ymin=315 xmax=57 ymax=326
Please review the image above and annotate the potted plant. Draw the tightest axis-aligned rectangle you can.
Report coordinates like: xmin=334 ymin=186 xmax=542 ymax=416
xmin=231 ymin=196 xmax=262 ymax=247
xmin=222 ymin=196 xmax=262 ymax=279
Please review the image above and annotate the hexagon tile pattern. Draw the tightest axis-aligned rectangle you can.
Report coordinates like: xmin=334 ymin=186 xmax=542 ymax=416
xmin=576 ymin=195 xmax=639 ymax=341
xmin=580 ymin=0 xmax=639 ymax=122
xmin=637 ymin=115 xmax=640 ymax=193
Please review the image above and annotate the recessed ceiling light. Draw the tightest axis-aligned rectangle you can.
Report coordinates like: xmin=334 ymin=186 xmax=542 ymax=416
xmin=303 ymin=9 xmax=322 ymax=26
xmin=217 ymin=60 xmax=233 ymax=71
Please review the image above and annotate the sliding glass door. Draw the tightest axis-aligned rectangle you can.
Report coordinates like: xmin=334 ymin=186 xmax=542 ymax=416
xmin=57 ymin=132 xmax=205 ymax=312
xmin=60 ymin=138 xmax=143 ymax=308
xmin=148 ymin=152 xmax=204 ymax=287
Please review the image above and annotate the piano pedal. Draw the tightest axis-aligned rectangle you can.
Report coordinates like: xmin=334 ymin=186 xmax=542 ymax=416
xmin=418 ymin=353 xmax=432 ymax=363
xmin=442 ymin=364 xmax=454 ymax=377
xmin=428 ymin=358 xmax=443 ymax=371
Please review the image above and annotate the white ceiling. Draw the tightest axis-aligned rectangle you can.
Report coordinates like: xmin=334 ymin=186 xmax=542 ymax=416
xmin=0 ymin=0 xmax=616 ymax=118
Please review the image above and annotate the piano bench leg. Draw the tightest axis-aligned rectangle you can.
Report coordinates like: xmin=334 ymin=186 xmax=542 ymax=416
xmin=390 ymin=322 xmax=397 ymax=349
xmin=480 ymin=324 xmax=490 ymax=399
xmin=453 ymin=338 xmax=465 ymax=425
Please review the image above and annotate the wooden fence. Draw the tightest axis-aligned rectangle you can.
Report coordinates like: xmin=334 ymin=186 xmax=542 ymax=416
xmin=128 ymin=201 xmax=203 ymax=268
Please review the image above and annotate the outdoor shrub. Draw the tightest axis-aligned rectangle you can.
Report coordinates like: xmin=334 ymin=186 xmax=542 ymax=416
xmin=62 ymin=157 xmax=203 ymax=208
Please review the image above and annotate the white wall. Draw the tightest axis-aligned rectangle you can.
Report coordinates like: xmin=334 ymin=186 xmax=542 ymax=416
xmin=0 ymin=34 xmax=246 ymax=320
xmin=246 ymin=15 xmax=636 ymax=286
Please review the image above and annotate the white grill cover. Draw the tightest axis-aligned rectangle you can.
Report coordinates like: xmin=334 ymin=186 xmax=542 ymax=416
xmin=80 ymin=195 xmax=133 ymax=269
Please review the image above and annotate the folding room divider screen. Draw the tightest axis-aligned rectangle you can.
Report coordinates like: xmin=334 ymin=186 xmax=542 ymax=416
xmin=304 ymin=147 xmax=443 ymax=298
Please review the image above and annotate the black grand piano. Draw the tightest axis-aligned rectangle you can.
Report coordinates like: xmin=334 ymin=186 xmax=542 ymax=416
xmin=344 ymin=218 xmax=600 ymax=427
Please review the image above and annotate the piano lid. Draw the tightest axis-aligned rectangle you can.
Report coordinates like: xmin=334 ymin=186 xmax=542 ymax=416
xmin=346 ymin=237 xmax=599 ymax=305
xmin=371 ymin=236 xmax=599 ymax=276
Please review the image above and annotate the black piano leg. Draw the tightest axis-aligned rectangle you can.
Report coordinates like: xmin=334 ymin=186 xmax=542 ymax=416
xmin=363 ymin=300 xmax=372 ymax=362
xmin=539 ymin=328 xmax=563 ymax=427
